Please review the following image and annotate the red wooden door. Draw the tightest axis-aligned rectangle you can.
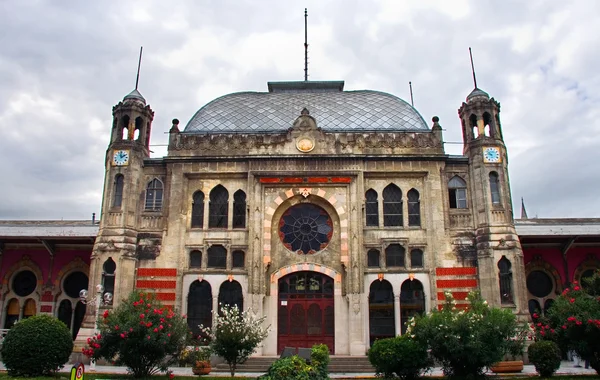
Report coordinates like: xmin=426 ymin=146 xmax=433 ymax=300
xmin=278 ymin=272 xmax=334 ymax=354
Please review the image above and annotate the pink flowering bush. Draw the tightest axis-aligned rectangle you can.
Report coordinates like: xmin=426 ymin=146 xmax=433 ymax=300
xmin=83 ymin=291 xmax=189 ymax=378
xmin=541 ymin=271 xmax=600 ymax=374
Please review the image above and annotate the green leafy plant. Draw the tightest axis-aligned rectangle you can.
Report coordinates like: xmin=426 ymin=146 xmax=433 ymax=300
xmin=368 ymin=335 xmax=432 ymax=379
xmin=528 ymin=340 xmax=561 ymax=377
xmin=409 ymin=291 xmax=518 ymax=379
xmin=1 ymin=314 xmax=74 ymax=377
xmin=200 ymin=304 xmax=269 ymax=377
xmin=179 ymin=345 xmax=212 ymax=366
xmin=261 ymin=345 xmax=331 ymax=380
xmin=83 ymin=291 xmax=190 ymax=378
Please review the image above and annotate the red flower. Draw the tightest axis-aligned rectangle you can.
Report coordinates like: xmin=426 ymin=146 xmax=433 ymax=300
xmin=168 ymin=333 xmax=171 ymax=337
xmin=574 ymin=286 xmax=581 ymax=291
xmin=146 ymin=322 xmax=153 ymax=328
xmin=533 ymin=313 xmax=539 ymax=319
xmin=169 ymin=373 xmax=175 ymax=379
xmin=103 ymin=310 xmax=109 ymax=319
xmin=96 ymin=334 xmax=102 ymax=339
xmin=120 ymin=333 xmax=126 ymax=339
xmin=570 ymin=298 xmax=575 ymax=303
xmin=147 ymin=335 xmax=151 ymax=340
xmin=154 ymin=328 xmax=158 ymax=333
xmin=130 ymin=328 xmax=133 ymax=332
xmin=562 ymin=325 xmax=567 ymax=329
xmin=159 ymin=325 xmax=164 ymax=330
xmin=140 ymin=313 xmax=145 ymax=319
xmin=115 ymin=325 xmax=120 ymax=330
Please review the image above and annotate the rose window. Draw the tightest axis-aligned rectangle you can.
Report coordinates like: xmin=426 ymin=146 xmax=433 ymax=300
xmin=279 ymin=204 xmax=333 ymax=255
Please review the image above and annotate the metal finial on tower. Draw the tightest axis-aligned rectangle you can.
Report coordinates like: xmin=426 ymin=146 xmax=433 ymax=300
xmin=409 ymin=81 xmax=414 ymax=107
xmin=469 ymin=47 xmax=478 ymax=89
xmin=135 ymin=46 xmax=143 ymax=90
xmin=304 ymin=8 xmax=309 ymax=81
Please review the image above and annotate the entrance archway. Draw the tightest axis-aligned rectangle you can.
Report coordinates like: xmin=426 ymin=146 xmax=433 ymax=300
xmin=277 ymin=271 xmax=334 ymax=354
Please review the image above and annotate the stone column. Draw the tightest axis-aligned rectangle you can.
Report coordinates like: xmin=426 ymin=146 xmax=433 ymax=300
xmin=394 ymin=294 xmax=401 ymax=336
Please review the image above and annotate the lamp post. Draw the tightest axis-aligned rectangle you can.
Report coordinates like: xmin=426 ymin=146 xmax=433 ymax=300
xmin=79 ymin=284 xmax=113 ymax=371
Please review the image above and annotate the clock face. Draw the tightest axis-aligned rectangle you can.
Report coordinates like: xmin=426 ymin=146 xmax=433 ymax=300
xmin=483 ymin=147 xmax=501 ymax=163
xmin=112 ymin=150 xmax=130 ymax=166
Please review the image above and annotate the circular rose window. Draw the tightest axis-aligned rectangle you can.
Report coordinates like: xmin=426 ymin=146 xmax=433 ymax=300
xmin=279 ymin=204 xmax=333 ymax=255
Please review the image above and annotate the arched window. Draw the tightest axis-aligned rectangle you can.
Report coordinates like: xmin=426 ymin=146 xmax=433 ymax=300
xmin=400 ymin=279 xmax=425 ymax=334
xmin=134 ymin=117 xmax=143 ymax=141
xmin=470 ymin=114 xmax=478 ymax=138
xmin=232 ymin=250 xmax=245 ymax=268
xmin=189 ymin=250 xmax=202 ymax=268
xmin=232 ymin=190 xmax=246 ymax=228
xmin=407 ymin=189 xmax=420 ymax=227
xmin=187 ymin=280 xmax=212 ymax=338
xmin=498 ymin=256 xmax=513 ymax=304
xmin=410 ymin=249 xmax=423 ymax=268
xmin=369 ymin=279 xmax=395 ymax=346
xmin=448 ymin=176 xmax=468 ymax=209
xmin=365 ymin=189 xmax=379 ymax=227
xmin=209 ymin=185 xmax=229 ymax=228
xmin=191 ymin=191 xmax=205 ymax=228
xmin=207 ymin=245 xmax=227 ymax=269
xmin=218 ymin=280 xmax=243 ymax=313
xmin=121 ymin=115 xmax=130 ymax=140
xmin=113 ymin=174 xmax=124 ymax=208
xmin=385 ymin=244 xmax=405 ymax=268
xmin=383 ymin=184 xmax=402 ymax=227
xmin=23 ymin=299 xmax=36 ymax=318
xmin=367 ymin=249 xmax=380 ymax=268
xmin=4 ymin=299 xmax=19 ymax=329
xmin=526 ymin=270 xmax=556 ymax=317
xmin=102 ymin=258 xmax=116 ymax=304
xmin=483 ymin=112 xmax=494 ymax=137
xmin=489 ymin=172 xmax=501 ymax=205
xmin=57 ymin=300 xmax=73 ymax=329
xmin=145 ymin=179 xmax=163 ymax=211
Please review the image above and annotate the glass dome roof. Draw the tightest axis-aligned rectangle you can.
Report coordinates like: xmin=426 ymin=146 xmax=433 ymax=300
xmin=183 ymin=86 xmax=429 ymax=134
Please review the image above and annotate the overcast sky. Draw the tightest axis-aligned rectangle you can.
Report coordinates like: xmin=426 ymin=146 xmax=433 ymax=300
xmin=0 ymin=0 xmax=598 ymax=220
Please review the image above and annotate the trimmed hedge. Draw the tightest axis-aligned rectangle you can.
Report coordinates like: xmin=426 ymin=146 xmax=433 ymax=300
xmin=368 ymin=335 xmax=432 ymax=379
xmin=528 ymin=340 xmax=561 ymax=377
xmin=1 ymin=314 xmax=73 ymax=376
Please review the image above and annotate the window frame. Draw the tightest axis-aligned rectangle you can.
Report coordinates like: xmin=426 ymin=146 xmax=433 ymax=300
xmin=144 ymin=178 xmax=164 ymax=211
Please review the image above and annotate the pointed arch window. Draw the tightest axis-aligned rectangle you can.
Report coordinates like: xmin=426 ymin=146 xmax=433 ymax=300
xmin=209 ymin=185 xmax=229 ymax=228
xmin=407 ymin=189 xmax=421 ymax=227
xmin=207 ymin=245 xmax=227 ymax=269
xmin=102 ymin=258 xmax=116 ymax=304
xmin=369 ymin=279 xmax=395 ymax=346
xmin=498 ymin=256 xmax=514 ymax=304
xmin=365 ymin=189 xmax=379 ymax=227
xmin=113 ymin=174 xmax=124 ymax=208
xmin=383 ymin=184 xmax=402 ymax=227
xmin=121 ymin=115 xmax=130 ymax=140
xmin=4 ymin=299 xmax=19 ymax=329
xmin=448 ymin=176 xmax=468 ymax=209
xmin=232 ymin=190 xmax=246 ymax=229
xmin=367 ymin=249 xmax=380 ymax=268
xmin=483 ymin=112 xmax=494 ymax=137
xmin=470 ymin=114 xmax=479 ymax=138
xmin=489 ymin=172 xmax=501 ymax=205
xmin=134 ymin=117 xmax=143 ymax=141
xmin=410 ymin=249 xmax=423 ymax=268
xmin=145 ymin=179 xmax=163 ymax=211
xmin=191 ymin=191 xmax=205 ymax=228
xmin=400 ymin=279 xmax=425 ymax=334
xmin=385 ymin=244 xmax=405 ymax=268
xmin=189 ymin=250 xmax=202 ymax=269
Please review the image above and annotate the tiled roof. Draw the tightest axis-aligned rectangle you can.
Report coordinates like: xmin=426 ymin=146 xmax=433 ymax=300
xmin=184 ymin=89 xmax=429 ymax=134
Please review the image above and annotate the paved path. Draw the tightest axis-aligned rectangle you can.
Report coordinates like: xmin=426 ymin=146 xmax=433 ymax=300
xmin=1 ymin=360 xmax=597 ymax=378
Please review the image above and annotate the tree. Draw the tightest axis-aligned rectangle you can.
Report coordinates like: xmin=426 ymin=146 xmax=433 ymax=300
xmin=83 ymin=291 xmax=189 ymax=378
xmin=200 ymin=304 xmax=269 ymax=377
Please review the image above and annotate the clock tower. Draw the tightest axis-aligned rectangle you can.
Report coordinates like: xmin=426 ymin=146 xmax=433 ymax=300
xmin=459 ymin=86 xmax=528 ymax=316
xmin=96 ymin=88 xmax=154 ymax=302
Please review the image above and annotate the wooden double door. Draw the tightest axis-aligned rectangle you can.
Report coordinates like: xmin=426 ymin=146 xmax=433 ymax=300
xmin=277 ymin=272 xmax=334 ymax=354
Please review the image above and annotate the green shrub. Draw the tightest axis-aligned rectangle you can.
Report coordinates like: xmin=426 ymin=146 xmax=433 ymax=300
xmin=528 ymin=340 xmax=561 ymax=377
xmin=262 ymin=355 xmax=312 ymax=380
xmin=368 ymin=335 xmax=432 ymax=379
xmin=261 ymin=344 xmax=331 ymax=380
xmin=83 ymin=291 xmax=189 ymax=378
xmin=1 ymin=314 xmax=73 ymax=376
xmin=409 ymin=291 xmax=518 ymax=379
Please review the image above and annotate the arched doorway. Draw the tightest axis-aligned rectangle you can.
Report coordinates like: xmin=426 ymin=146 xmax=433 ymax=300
xmin=278 ymin=271 xmax=334 ymax=354
xmin=369 ymin=279 xmax=395 ymax=346
xmin=187 ymin=280 xmax=213 ymax=339
xmin=400 ymin=279 xmax=425 ymax=334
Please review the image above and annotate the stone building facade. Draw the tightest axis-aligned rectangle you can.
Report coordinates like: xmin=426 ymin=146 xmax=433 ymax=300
xmin=80 ymin=79 xmax=528 ymax=355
